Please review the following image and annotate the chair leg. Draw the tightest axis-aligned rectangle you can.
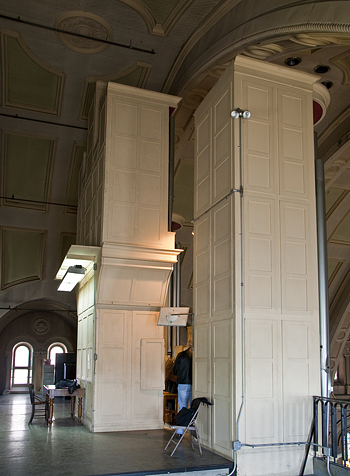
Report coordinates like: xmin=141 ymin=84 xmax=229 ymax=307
xmin=170 ymin=431 xmax=187 ymax=457
xmin=28 ymin=405 xmax=35 ymax=425
xmin=194 ymin=423 xmax=202 ymax=455
xmin=164 ymin=430 xmax=177 ymax=451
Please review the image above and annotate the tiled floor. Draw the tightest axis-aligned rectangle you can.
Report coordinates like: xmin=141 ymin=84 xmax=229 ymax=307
xmin=0 ymin=393 xmax=232 ymax=476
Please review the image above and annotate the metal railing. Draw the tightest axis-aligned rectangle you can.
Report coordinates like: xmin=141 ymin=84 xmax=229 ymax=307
xmin=300 ymin=396 xmax=350 ymax=475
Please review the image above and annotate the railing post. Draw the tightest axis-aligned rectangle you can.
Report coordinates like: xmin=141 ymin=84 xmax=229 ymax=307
xmin=314 ymin=397 xmax=319 ymax=450
xmin=341 ymin=404 xmax=348 ymax=465
xmin=331 ymin=403 xmax=337 ymax=460
xmin=322 ymin=400 xmax=329 ymax=454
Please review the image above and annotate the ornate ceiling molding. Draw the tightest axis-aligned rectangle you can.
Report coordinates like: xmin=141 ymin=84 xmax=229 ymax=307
xmin=119 ymin=0 xmax=193 ymax=36
xmin=54 ymin=11 xmax=113 ymax=54
xmin=1 ymin=30 xmax=65 ymax=115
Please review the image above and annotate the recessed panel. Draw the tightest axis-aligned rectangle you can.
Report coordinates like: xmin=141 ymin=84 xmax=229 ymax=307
xmin=248 ymin=401 xmax=275 ymax=439
xmin=284 ymin=363 xmax=309 ymax=396
xmin=213 ymin=399 xmax=231 ymax=450
xmin=214 ymin=202 xmax=230 ymax=242
xmin=99 ymin=348 xmax=124 ymax=380
xmin=282 ymin=128 xmax=303 ymax=160
xmin=285 ymin=242 xmax=306 ymax=274
xmin=284 ymin=278 xmax=307 ymax=310
xmin=248 ymin=200 xmax=271 ymax=235
xmin=248 ymin=275 xmax=272 ymax=309
xmin=247 ymin=154 xmax=270 ymax=190
xmin=197 ymin=176 xmax=210 ymax=213
xmin=284 ymin=205 xmax=306 ymax=239
xmin=214 ymin=240 xmax=230 ymax=276
xmin=195 ymin=325 xmax=209 ymax=359
xmin=197 ymin=114 xmax=210 ymax=154
xmin=113 ymin=102 xmax=137 ymax=135
xmin=248 ymin=362 xmax=273 ymax=398
xmin=110 ymin=204 xmax=135 ymax=238
xmin=140 ymin=108 xmax=161 ymax=140
xmin=197 ymin=146 xmax=210 ymax=182
xmin=195 ymin=217 xmax=209 ymax=252
xmin=214 ymin=157 xmax=231 ymax=199
xmin=213 ymin=276 xmax=231 ymax=312
xmin=248 ymin=237 xmax=272 ymax=272
xmin=214 ymin=124 xmax=230 ymax=165
xmin=214 ymin=323 xmax=230 ymax=359
xmin=281 ymin=94 xmax=302 ymax=127
xmin=247 ymin=85 xmax=269 ymax=120
xmin=100 ymin=311 xmax=125 ymax=345
xmin=139 ymin=140 xmax=161 ymax=172
xmin=110 ymin=136 xmax=137 ymax=169
xmin=248 ymin=322 xmax=274 ymax=360
xmin=214 ymin=89 xmax=230 ymax=133
xmin=195 ymin=361 xmax=209 ymax=393
xmin=196 ymin=283 xmax=210 ymax=315
xmin=138 ymin=207 xmax=160 ymax=242
xmin=283 ymin=322 xmax=309 ymax=360
xmin=282 ymin=161 xmax=305 ymax=195
xmin=196 ymin=252 xmax=209 ymax=283
xmin=247 ymin=121 xmax=270 ymax=154
xmin=112 ymin=170 xmax=136 ymax=202
xmin=138 ymin=174 xmax=161 ymax=206
xmin=133 ymin=269 xmax=167 ymax=304
xmin=100 ymin=266 xmax=134 ymax=303
xmin=214 ymin=360 xmax=230 ymax=397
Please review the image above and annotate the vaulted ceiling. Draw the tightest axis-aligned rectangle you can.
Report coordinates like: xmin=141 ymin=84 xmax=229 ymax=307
xmin=0 ymin=0 xmax=350 ymax=376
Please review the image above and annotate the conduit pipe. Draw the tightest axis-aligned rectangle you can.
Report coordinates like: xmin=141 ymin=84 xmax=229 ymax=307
xmin=314 ymin=131 xmax=331 ymax=399
xmin=229 ymin=108 xmax=251 ymax=475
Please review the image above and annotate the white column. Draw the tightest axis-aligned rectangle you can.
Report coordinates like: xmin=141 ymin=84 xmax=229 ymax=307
xmin=194 ymin=55 xmax=322 ymax=476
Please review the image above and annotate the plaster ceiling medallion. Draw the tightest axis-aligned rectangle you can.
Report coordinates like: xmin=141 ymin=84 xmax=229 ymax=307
xmin=33 ymin=318 xmax=50 ymax=335
xmin=54 ymin=11 xmax=113 ymax=54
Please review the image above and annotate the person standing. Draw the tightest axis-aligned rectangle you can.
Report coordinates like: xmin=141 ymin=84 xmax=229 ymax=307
xmin=172 ymin=343 xmax=192 ymax=435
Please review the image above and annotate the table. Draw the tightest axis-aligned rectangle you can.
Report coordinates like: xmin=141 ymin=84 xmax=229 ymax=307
xmin=163 ymin=392 xmax=178 ymax=423
xmin=43 ymin=385 xmax=84 ymax=428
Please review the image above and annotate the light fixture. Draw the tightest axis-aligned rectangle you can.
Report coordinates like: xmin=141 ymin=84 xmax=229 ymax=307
xmin=314 ymin=64 xmax=330 ymax=74
xmin=157 ymin=307 xmax=191 ymax=326
xmin=285 ymin=57 xmax=301 ymax=67
xmin=231 ymin=108 xmax=251 ymax=119
xmin=57 ymin=265 xmax=85 ymax=292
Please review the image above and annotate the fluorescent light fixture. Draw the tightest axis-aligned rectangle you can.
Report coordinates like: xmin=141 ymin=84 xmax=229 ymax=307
xmin=57 ymin=265 xmax=85 ymax=292
xmin=157 ymin=307 xmax=191 ymax=326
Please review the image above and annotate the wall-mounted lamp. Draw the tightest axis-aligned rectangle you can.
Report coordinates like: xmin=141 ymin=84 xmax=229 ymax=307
xmin=157 ymin=307 xmax=191 ymax=326
xmin=231 ymin=108 xmax=251 ymax=119
xmin=57 ymin=265 xmax=85 ymax=292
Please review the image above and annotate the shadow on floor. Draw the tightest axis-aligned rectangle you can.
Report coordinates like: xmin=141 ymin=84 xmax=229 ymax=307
xmin=0 ymin=393 xmax=232 ymax=476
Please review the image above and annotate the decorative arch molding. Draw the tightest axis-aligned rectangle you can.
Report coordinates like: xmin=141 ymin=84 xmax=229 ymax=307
xmin=0 ymin=300 xmax=77 ymax=334
xmin=119 ymin=0 xmax=193 ymax=36
xmin=165 ymin=20 xmax=350 ymax=95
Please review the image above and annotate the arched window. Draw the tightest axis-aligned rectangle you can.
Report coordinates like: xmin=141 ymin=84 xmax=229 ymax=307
xmin=47 ymin=343 xmax=67 ymax=366
xmin=11 ymin=343 xmax=33 ymax=387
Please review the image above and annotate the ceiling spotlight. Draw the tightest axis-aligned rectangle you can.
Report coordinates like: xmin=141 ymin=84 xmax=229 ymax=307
xmin=314 ymin=64 xmax=330 ymax=74
xmin=285 ymin=57 xmax=301 ymax=67
xmin=321 ymin=80 xmax=333 ymax=89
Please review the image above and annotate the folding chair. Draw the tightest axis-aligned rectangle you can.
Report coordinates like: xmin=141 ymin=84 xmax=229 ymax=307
xmin=164 ymin=397 xmax=212 ymax=457
xmin=28 ymin=384 xmax=47 ymax=424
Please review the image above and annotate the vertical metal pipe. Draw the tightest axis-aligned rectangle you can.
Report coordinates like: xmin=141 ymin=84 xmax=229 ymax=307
xmin=168 ymin=114 xmax=175 ymax=231
xmin=315 ymin=131 xmax=331 ymax=398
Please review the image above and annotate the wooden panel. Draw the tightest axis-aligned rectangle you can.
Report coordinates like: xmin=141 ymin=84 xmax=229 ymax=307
xmin=140 ymin=338 xmax=164 ymax=390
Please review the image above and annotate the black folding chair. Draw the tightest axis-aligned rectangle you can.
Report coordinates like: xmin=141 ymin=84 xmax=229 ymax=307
xmin=164 ymin=397 xmax=212 ymax=456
